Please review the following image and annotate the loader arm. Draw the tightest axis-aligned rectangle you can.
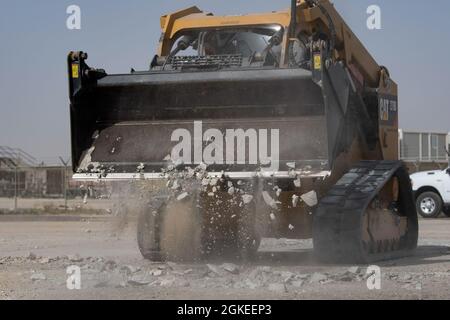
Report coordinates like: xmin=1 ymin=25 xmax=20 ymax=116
xmin=297 ymin=0 xmax=383 ymax=87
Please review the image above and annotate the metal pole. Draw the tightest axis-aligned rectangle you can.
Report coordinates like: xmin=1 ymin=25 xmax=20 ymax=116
xmin=59 ymin=157 xmax=69 ymax=210
xmin=14 ymin=151 xmax=18 ymax=211
xmin=64 ymin=167 xmax=67 ymax=210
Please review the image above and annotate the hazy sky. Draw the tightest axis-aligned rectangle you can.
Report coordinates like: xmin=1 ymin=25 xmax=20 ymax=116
xmin=1 ymin=0 xmax=450 ymax=162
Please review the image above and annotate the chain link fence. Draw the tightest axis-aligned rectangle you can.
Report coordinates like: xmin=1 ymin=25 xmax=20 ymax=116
xmin=0 ymin=147 xmax=110 ymax=212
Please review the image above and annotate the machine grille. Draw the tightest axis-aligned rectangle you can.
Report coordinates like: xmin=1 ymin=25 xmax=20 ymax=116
xmin=170 ymin=55 xmax=243 ymax=70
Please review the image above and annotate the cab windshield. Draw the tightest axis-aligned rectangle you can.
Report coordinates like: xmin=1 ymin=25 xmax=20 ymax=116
xmin=169 ymin=26 xmax=284 ymax=67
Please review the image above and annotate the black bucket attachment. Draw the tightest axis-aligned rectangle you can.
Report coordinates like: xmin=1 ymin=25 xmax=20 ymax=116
xmin=68 ymin=53 xmax=334 ymax=178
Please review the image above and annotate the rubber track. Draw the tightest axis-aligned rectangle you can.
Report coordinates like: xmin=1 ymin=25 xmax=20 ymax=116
xmin=313 ymin=160 xmax=418 ymax=264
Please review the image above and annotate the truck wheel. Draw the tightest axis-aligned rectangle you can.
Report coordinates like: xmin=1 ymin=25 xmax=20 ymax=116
xmin=159 ymin=197 xmax=203 ymax=262
xmin=416 ymin=192 xmax=442 ymax=218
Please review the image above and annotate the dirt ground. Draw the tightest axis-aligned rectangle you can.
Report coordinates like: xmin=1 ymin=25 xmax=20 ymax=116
xmin=0 ymin=215 xmax=449 ymax=300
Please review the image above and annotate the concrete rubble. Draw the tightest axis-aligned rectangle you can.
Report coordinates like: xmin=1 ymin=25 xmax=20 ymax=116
xmin=39 ymin=257 xmax=50 ymax=264
xmin=301 ymin=191 xmax=318 ymax=207
xmin=68 ymin=254 xmax=83 ymax=263
xmin=310 ymin=272 xmax=329 ymax=284
xmin=127 ymin=275 xmax=152 ymax=286
xmin=222 ymin=263 xmax=239 ymax=275
xmin=1 ymin=248 xmax=448 ymax=298
xmin=292 ymin=195 xmax=300 ymax=208
xmin=176 ymin=192 xmax=189 ymax=201
xmin=0 ymin=212 xmax=449 ymax=299
xmin=268 ymin=283 xmax=287 ymax=293
xmin=30 ymin=273 xmax=47 ymax=281
xmin=262 ymin=191 xmax=279 ymax=210
xmin=241 ymin=194 xmax=254 ymax=205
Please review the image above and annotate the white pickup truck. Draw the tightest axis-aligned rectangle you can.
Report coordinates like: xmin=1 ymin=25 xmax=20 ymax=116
xmin=411 ymin=168 xmax=450 ymax=218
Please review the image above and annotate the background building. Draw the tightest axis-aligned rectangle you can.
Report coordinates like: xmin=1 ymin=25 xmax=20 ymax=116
xmin=399 ymin=130 xmax=450 ymax=172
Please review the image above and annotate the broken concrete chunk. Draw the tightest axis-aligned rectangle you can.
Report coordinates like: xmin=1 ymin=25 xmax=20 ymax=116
xmin=177 ymin=192 xmax=189 ymax=201
xmin=288 ymin=170 xmax=297 ymax=178
xmin=292 ymin=195 xmax=300 ymax=208
xmin=206 ymin=264 xmax=222 ymax=276
xmin=296 ymin=274 xmax=310 ymax=280
xmin=262 ymin=191 xmax=278 ymax=209
xmin=171 ymin=180 xmax=180 ymax=191
xmin=294 ymin=178 xmax=302 ymax=188
xmin=400 ymin=273 xmax=413 ymax=282
xmin=281 ymin=271 xmax=295 ymax=283
xmin=149 ymin=269 xmax=164 ymax=277
xmin=274 ymin=186 xmax=282 ymax=198
xmin=68 ymin=254 xmax=83 ymax=262
xmin=301 ymin=191 xmax=318 ymax=207
xmin=276 ymin=190 xmax=282 ymax=198
xmin=310 ymin=272 xmax=328 ymax=284
xmin=30 ymin=273 xmax=47 ymax=281
xmin=128 ymin=276 xmax=152 ymax=286
xmin=185 ymin=167 xmax=196 ymax=178
xmin=222 ymin=263 xmax=239 ymax=275
xmin=159 ymin=277 xmax=176 ymax=287
xmin=242 ymin=194 xmax=254 ymax=204
xmin=197 ymin=162 xmax=208 ymax=171
xmin=39 ymin=257 xmax=50 ymax=264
